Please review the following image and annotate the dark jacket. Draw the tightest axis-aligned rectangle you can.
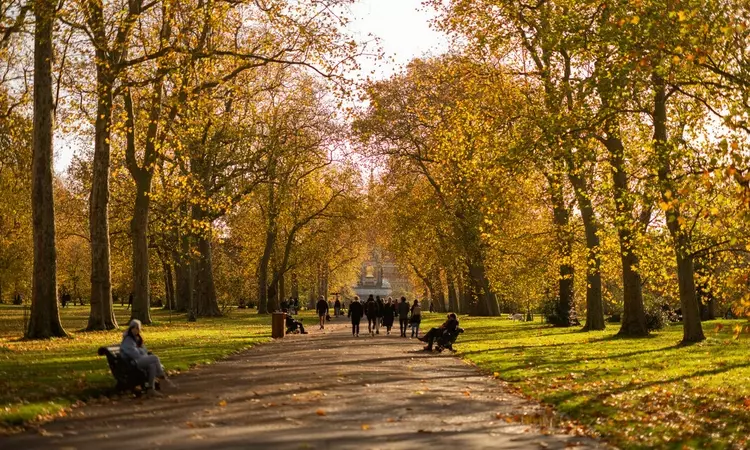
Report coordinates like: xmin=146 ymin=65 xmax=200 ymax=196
xmin=398 ymin=301 xmax=410 ymax=319
xmin=376 ymin=299 xmax=385 ymax=317
xmin=442 ymin=318 xmax=459 ymax=333
xmin=348 ymin=301 xmax=364 ymax=321
xmin=383 ymin=303 xmax=395 ymax=319
xmin=316 ymin=299 xmax=328 ymax=316
xmin=365 ymin=299 xmax=378 ymax=317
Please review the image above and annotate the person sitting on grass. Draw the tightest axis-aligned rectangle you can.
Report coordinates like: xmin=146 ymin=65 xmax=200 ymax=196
xmin=285 ymin=311 xmax=308 ymax=334
xmin=120 ymin=319 xmax=172 ymax=397
xmin=419 ymin=313 xmax=459 ymax=351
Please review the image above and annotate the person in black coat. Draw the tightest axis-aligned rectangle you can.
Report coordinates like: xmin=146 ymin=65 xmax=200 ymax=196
xmin=375 ymin=295 xmax=385 ymax=334
xmin=397 ymin=297 xmax=410 ymax=337
xmin=334 ymin=298 xmax=341 ymax=316
xmin=316 ymin=295 xmax=329 ymax=330
xmin=420 ymin=313 xmax=459 ymax=351
xmin=382 ymin=297 xmax=395 ymax=335
xmin=348 ymin=296 xmax=364 ymax=337
xmin=365 ymin=295 xmax=378 ymax=336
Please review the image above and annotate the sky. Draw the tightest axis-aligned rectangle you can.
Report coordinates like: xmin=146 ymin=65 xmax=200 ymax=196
xmin=53 ymin=0 xmax=449 ymax=172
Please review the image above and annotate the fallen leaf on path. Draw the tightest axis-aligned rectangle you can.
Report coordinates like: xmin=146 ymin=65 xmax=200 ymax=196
xmin=493 ymin=372 xmax=500 ymax=378
xmin=185 ymin=421 xmax=196 ymax=428
xmin=361 ymin=424 xmax=370 ymax=430
xmin=316 ymin=409 xmax=326 ymax=416
xmin=386 ymin=418 xmax=396 ymax=423
xmin=463 ymin=391 xmax=471 ymax=396
xmin=218 ymin=400 xmax=227 ymax=407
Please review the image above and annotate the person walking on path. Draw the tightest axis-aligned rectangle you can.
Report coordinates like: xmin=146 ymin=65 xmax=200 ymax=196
xmin=376 ymin=296 xmax=385 ymax=332
xmin=127 ymin=292 xmax=133 ymax=310
xmin=382 ymin=297 xmax=395 ymax=335
xmin=316 ymin=295 xmax=329 ymax=330
xmin=334 ymin=298 xmax=341 ymax=317
xmin=120 ymin=319 xmax=172 ymax=397
xmin=348 ymin=296 xmax=364 ymax=337
xmin=410 ymin=299 xmax=422 ymax=338
xmin=365 ymin=295 xmax=379 ymax=336
xmin=429 ymin=300 xmax=435 ymax=313
xmin=398 ymin=297 xmax=410 ymax=337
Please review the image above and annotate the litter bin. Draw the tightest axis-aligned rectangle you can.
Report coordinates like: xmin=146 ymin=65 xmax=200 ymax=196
xmin=272 ymin=312 xmax=286 ymax=339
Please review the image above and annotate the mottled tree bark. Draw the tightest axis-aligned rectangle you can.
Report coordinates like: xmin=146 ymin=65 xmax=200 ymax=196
xmin=27 ymin=0 xmax=67 ymax=339
xmin=566 ymin=164 xmax=605 ymax=331
xmin=653 ymin=75 xmax=704 ymax=343
xmin=549 ymin=173 xmax=575 ymax=326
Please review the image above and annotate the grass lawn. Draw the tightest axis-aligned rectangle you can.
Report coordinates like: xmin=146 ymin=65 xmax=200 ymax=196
xmin=436 ymin=315 xmax=750 ymax=449
xmin=0 ymin=304 xmax=273 ymax=428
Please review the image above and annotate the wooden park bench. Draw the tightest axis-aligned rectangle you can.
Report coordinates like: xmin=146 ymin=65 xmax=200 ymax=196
xmin=98 ymin=345 xmax=157 ymax=393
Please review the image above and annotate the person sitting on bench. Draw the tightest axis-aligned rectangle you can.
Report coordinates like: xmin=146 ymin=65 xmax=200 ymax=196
xmin=420 ymin=313 xmax=459 ymax=351
xmin=285 ymin=311 xmax=308 ymax=334
xmin=120 ymin=319 xmax=171 ymax=396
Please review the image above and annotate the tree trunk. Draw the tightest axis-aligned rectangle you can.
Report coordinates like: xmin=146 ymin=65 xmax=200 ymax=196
xmin=174 ymin=237 xmax=189 ymax=312
xmin=467 ymin=260 xmax=500 ymax=316
xmin=130 ymin=173 xmax=153 ymax=324
xmin=257 ymin=226 xmax=275 ymax=314
xmin=195 ymin=234 xmax=221 ymax=316
xmin=456 ymin=269 xmax=467 ymax=313
xmin=447 ymin=270 xmax=459 ymax=313
xmin=27 ymin=0 xmax=67 ymax=339
xmin=652 ymin=74 xmax=704 ymax=344
xmin=162 ymin=260 xmax=175 ymax=310
xmin=606 ymin=134 xmax=649 ymax=336
xmin=187 ymin=248 xmax=196 ymax=322
xmin=566 ymin=166 xmax=604 ymax=331
xmin=549 ymin=174 xmax=575 ymax=326
xmin=86 ymin=59 xmax=116 ymax=331
xmin=279 ymin=272 xmax=285 ymax=306
xmin=429 ymin=268 xmax=446 ymax=312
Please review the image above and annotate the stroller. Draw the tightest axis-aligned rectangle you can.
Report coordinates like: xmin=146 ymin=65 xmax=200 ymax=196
xmin=435 ymin=327 xmax=464 ymax=352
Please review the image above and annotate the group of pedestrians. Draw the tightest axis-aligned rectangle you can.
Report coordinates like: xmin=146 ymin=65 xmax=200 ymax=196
xmin=347 ymin=295 xmax=422 ymax=338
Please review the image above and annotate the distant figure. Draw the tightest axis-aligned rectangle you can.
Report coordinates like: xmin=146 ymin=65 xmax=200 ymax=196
xmin=120 ymin=319 xmax=171 ymax=397
xmin=281 ymin=298 xmax=289 ymax=312
xmin=316 ymin=295 xmax=329 ymax=330
xmin=365 ymin=295 xmax=379 ymax=336
xmin=293 ymin=298 xmax=300 ymax=313
xmin=61 ymin=292 xmax=71 ymax=308
xmin=429 ymin=301 xmax=434 ymax=313
xmin=398 ymin=297 xmax=410 ymax=337
xmin=13 ymin=293 xmax=22 ymax=305
xmin=420 ymin=313 xmax=459 ymax=351
xmin=334 ymin=298 xmax=341 ymax=316
xmin=348 ymin=296 xmax=364 ymax=337
xmin=127 ymin=292 xmax=133 ymax=310
xmin=382 ymin=298 xmax=395 ymax=335
xmin=285 ymin=312 xmax=307 ymax=334
xmin=410 ymin=299 xmax=422 ymax=338
xmin=375 ymin=296 xmax=385 ymax=331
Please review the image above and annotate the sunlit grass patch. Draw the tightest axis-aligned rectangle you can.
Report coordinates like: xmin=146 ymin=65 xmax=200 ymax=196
xmin=441 ymin=315 xmax=750 ymax=449
xmin=0 ymin=305 xmax=271 ymax=428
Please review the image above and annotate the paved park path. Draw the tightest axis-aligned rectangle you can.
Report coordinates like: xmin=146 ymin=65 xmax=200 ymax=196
xmin=4 ymin=321 xmax=606 ymax=450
